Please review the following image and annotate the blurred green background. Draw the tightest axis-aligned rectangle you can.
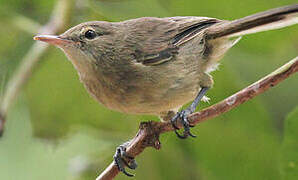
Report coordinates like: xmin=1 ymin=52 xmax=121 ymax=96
xmin=0 ymin=0 xmax=297 ymax=179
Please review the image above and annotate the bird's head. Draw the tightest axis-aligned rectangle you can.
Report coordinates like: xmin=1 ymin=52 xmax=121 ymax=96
xmin=34 ymin=21 xmax=119 ymax=72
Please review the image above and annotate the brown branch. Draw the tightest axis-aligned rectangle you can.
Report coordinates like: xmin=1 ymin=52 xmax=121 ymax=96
xmin=0 ymin=0 xmax=72 ymax=136
xmin=96 ymin=56 xmax=298 ymax=180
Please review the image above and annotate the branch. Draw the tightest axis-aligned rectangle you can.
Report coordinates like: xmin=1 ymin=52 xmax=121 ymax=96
xmin=96 ymin=56 xmax=298 ymax=180
xmin=0 ymin=0 xmax=72 ymax=136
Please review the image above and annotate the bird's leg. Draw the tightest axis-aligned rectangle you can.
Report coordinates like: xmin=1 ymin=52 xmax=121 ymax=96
xmin=113 ymin=141 xmax=137 ymax=177
xmin=171 ymin=87 xmax=209 ymax=139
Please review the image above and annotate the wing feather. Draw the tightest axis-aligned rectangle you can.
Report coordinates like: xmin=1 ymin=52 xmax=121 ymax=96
xmin=123 ymin=17 xmax=221 ymax=66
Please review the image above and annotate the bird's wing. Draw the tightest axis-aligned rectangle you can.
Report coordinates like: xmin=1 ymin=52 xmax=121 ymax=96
xmin=123 ymin=17 xmax=221 ymax=66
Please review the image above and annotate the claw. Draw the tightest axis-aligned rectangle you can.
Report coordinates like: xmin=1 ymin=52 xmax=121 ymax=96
xmin=189 ymin=124 xmax=195 ymax=128
xmin=122 ymin=169 xmax=134 ymax=177
xmin=171 ymin=110 xmax=196 ymax=139
xmin=123 ymin=156 xmax=138 ymax=170
xmin=113 ymin=143 xmax=137 ymax=177
xmin=188 ymin=131 xmax=197 ymax=138
xmin=182 ymin=116 xmax=196 ymax=138
xmin=175 ymin=130 xmax=188 ymax=139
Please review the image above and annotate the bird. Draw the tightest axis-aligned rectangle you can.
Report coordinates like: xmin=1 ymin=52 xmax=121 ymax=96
xmin=34 ymin=4 xmax=298 ymax=176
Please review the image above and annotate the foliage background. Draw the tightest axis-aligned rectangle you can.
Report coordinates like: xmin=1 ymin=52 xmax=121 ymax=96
xmin=0 ymin=0 xmax=297 ymax=179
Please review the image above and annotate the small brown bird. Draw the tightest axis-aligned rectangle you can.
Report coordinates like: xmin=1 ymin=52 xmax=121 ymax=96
xmin=34 ymin=5 xmax=298 ymax=176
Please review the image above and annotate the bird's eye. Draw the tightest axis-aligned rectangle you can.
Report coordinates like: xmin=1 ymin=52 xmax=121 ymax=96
xmin=84 ymin=30 xmax=97 ymax=40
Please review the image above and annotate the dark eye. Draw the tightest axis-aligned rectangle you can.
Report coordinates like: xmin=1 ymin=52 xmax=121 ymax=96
xmin=84 ymin=30 xmax=96 ymax=39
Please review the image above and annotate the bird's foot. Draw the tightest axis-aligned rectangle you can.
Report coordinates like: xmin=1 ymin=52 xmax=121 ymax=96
xmin=171 ymin=109 xmax=196 ymax=139
xmin=113 ymin=142 xmax=137 ymax=177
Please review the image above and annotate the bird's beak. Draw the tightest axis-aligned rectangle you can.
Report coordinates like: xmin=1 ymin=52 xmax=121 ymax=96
xmin=33 ymin=35 xmax=73 ymax=46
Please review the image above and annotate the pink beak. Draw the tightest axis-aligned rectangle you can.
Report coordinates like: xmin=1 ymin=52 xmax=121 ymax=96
xmin=33 ymin=35 xmax=73 ymax=46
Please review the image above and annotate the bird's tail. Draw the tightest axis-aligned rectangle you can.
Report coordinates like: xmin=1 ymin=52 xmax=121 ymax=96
xmin=206 ymin=4 xmax=298 ymax=39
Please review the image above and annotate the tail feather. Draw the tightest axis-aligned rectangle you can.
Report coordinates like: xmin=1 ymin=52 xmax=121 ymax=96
xmin=206 ymin=4 xmax=298 ymax=39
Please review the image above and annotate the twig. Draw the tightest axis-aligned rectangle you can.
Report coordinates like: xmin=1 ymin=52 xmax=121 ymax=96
xmin=0 ymin=0 xmax=72 ymax=135
xmin=96 ymin=56 xmax=298 ymax=180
